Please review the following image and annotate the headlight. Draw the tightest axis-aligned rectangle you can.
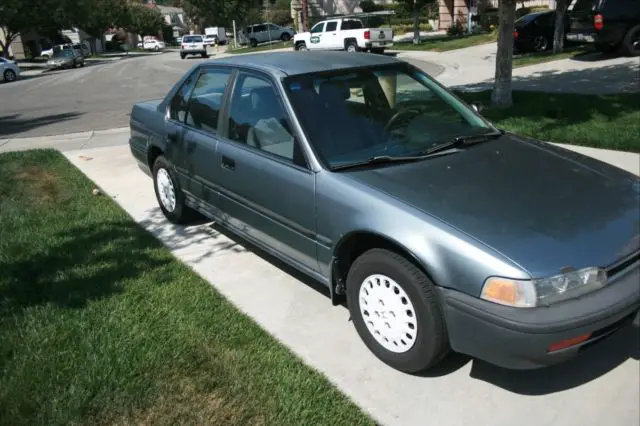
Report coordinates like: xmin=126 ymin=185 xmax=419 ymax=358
xmin=481 ymin=267 xmax=607 ymax=308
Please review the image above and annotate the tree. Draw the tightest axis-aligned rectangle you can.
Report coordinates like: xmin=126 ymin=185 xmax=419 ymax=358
xmin=491 ymin=0 xmax=517 ymax=107
xmin=183 ymin=0 xmax=258 ymax=28
xmin=0 ymin=0 xmax=63 ymax=57
xmin=553 ymin=0 xmax=569 ymax=53
xmin=129 ymin=4 xmax=165 ymax=37
xmin=394 ymin=0 xmax=437 ymax=45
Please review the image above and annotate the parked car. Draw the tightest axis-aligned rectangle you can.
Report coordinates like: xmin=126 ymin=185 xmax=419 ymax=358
xmin=293 ymin=18 xmax=394 ymax=53
xmin=180 ymin=35 xmax=208 ymax=59
xmin=72 ymin=43 xmax=91 ymax=57
xmin=513 ymin=10 xmax=571 ymax=52
xmin=40 ymin=43 xmax=72 ymax=59
xmin=128 ymin=51 xmax=640 ymax=374
xmin=47 ymin=49 xmax=85 ymax=69
xmin=0 ymin=57 xmax=21 ymax=83
xmin=567 ymin=0 xmax=640 ymax=56
xmin=243 ymin=23 xmax=296 ymax=47
xmin=143 ymin=39 xmax=166 ymax=51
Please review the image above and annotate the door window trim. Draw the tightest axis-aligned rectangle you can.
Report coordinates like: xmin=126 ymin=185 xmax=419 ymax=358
xmin=217 ymin=68 xmax=312 ymax=173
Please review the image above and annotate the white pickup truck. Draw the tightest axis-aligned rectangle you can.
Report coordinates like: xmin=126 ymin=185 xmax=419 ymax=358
xmin=293 ymin=18 xmax=393 ymax=53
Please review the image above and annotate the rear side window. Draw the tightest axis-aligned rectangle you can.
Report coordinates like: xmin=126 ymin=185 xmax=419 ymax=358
xmin=185 ymin=69 xmax=232 ymax=134
xmin=325 ymin=21 xmax=337 ymax=31
xmin=570 ymin=0 xmax=601 ymax=11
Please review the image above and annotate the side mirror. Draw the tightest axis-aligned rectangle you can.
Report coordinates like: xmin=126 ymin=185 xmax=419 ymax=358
xmin=471 ymin=102 xmax=484 ymax=113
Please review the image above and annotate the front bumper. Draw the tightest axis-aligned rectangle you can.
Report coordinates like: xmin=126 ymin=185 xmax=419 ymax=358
xmin=440 ymin=263 xmax=640 ymax=370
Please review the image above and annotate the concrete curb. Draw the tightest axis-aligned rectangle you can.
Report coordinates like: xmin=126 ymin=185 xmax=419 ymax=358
xmin=0 ymin=127 xmax=129 ymax=153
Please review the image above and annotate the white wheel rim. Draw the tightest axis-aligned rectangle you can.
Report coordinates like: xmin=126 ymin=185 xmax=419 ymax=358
xmin=358 ymin=274 xmax=418 ymax=353
xmin=156 ymin=168 xmax=176 ymax=212
xmin=347 ymin=45 xmax=356 ymax=52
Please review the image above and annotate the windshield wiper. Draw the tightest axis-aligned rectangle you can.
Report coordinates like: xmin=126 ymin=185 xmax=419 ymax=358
xmin=330 ymin=149 xmax=461 ymax=171
xmin=422 ymin=131 xmax=503 ymax=156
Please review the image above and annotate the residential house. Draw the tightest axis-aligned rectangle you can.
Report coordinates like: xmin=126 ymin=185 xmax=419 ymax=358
xmin=144 ymin=0 xmax=193 ymax=39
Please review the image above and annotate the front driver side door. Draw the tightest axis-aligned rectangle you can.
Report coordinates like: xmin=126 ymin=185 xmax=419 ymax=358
xmin=216 ymin=70 xmax=318 ymax=274
xmin=308 ymin=22 xmax=325 ymax=50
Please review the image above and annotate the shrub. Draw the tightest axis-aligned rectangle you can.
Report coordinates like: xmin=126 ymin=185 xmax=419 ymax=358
xmin=391 ymin=23 xmax=434 ymax=34
xmin=446 ymin=20 xmax=466 ymax=37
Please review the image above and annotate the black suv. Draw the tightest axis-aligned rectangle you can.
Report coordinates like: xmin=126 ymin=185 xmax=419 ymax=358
xmin=566 ymin=0 xmax=640 ymax=56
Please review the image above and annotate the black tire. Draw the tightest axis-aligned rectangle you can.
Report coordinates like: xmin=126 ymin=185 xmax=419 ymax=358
xmin=346 ymin=248 xmax=449 ymax=373
xmin=345 ymin=40 xmax=358 ymax=52
xmin=281 ymin=33 xmax=291 ymax=42
xmin=295 ymin=41 xmax=307 ymax=51
xmin=152 ymin=155 xmax=193 ymax=224
xmin=180 ymin=53 xmax=186 ymax=59
xmin=154 ymin=45 xmax=160 ymax=51
xmin=249 ymin=38 xmax=258 ymax=48
xmin=80 ymin=61 xmax=84 ymax=67
xmin=532 ymin=35 xmax=549 ymax=52
xmin=622 ymin=24 xmax=640 ymax=57
xmin=3 ymin=69 xmax=16 ymax=82
xmin=201 ymin=52 xmax=208 ymax=58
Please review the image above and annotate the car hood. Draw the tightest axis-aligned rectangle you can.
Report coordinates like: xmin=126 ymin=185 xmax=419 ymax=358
xmin=343 ymin=135 xmax=640 ymax=277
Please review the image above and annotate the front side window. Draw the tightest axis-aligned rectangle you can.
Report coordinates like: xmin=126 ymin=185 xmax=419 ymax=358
xmin=184 ymin=69 xmax=232 ymax=133
xmin=311 ymin=23 xmax=325 ymax=33
xmin=226 ymin=74 xmax=303 ymax=165
xmin=283 ymin=64 xmax=494 ymax=169
xmin=169 ymin=72 xmax=197 ymax=121
xmin=325 ymin=21 xmax=338 ymax=31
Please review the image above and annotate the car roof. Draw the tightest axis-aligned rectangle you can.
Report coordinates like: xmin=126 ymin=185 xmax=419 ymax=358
xmin=205 ymin=51 xmax=402 ymax=76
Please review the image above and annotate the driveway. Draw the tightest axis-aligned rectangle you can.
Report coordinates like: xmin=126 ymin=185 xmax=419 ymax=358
xmin=62 ymin=139 xmax=639 ymax=426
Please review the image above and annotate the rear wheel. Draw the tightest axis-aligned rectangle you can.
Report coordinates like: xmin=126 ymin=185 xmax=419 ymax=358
xmin=3 ymin=69 xmax=16 ymax=82
xmin=152 ymin=155 xmax=194 ymax=224
xmin=180 ymin=53 xmax=186 ymax=59
xmin=281 ymin=33 xmax=291 ymax=42
xmin=346 ymin=248 xmax=450 ymax=373
xmin=249 ymin=38 xmax=258 ymax=48
xmin=622 ymin=24 xmax=640 ymax=57
xmin=532 ymin=35 xmax=549 ymax=52
xmin=345 ymin=40 xmax=358 ymax=52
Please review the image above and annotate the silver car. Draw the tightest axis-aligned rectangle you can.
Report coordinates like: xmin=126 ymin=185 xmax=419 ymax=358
xmin=0 ymin=57 xmax=21 ymax=83
xmin=128 ymin=52 xmax=640 ymax=374
xmin=47 ymin=49 xmax=85 ymax=69
xmin=243 ymin=22 xmax=296 ymax=47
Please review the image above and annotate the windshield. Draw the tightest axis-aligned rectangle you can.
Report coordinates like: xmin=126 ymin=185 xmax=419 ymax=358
xmin=183 ymin=36 xmax=203 ymax=43
xmin=283 ymin=64 xmax=495 ymax=169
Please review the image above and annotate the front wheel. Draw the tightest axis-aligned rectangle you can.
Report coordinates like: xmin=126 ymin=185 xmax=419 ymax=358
xmin=152 ymin=155 xmax=194 ymax=224
xmin=154 ymin=45 xmax=160 ymax=51
xmin=295 ymin=41 xmax=308 ymax=51
xmin=622 ymin=24 xmax=640 ymax=57
xmin=180 ymin=53 xmax=186 ymax=59
xmin=532 ymin=35 xmax=549 ymax=52
xmin=249 ymin=38 xmax=258 ymax=48
xmin=346 ymin=248 xmax=450 ymax=373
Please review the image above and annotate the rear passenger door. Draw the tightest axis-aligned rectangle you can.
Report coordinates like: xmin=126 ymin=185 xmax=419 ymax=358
xmin=216 ymin=70 xmax=318 ymax=274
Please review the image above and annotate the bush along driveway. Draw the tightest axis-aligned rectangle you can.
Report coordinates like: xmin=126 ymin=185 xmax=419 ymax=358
xmin=0 ymin=149 xmax=374 ymax=426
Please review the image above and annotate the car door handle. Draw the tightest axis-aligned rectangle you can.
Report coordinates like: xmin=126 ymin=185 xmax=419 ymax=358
xmin=221 ymin=156 xmax=235 ymax=171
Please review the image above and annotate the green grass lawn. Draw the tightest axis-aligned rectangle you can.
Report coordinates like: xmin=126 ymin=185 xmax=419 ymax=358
xmin=229 ymin=41 xmax=292 ymax=54
xmin=393 ymin=32 xmax=497 ymax=52
xmin=459 ymin=91 xmax=640 ymax=153
xmin=0 ymin=150 xmax=373 ymax=426
xmin=512 ymin=46 xmax=591 ymax=68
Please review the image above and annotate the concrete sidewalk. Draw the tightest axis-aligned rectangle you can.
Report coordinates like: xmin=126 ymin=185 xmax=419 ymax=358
xmin=396 ymin=43 xmax=640 ymax=94
xmin=56 ymin=137 xmax=639 ymax=426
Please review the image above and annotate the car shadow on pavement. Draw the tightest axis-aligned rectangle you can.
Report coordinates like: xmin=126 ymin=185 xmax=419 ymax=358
xmin=0 ymin=112 xmax=84 ymax=137
xmin=469 ymin=324 xmax=640 ymax=395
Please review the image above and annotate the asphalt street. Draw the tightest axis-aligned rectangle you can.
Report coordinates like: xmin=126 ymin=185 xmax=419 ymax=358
xmin=0 ymin=50 xmax=444 ymax=139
